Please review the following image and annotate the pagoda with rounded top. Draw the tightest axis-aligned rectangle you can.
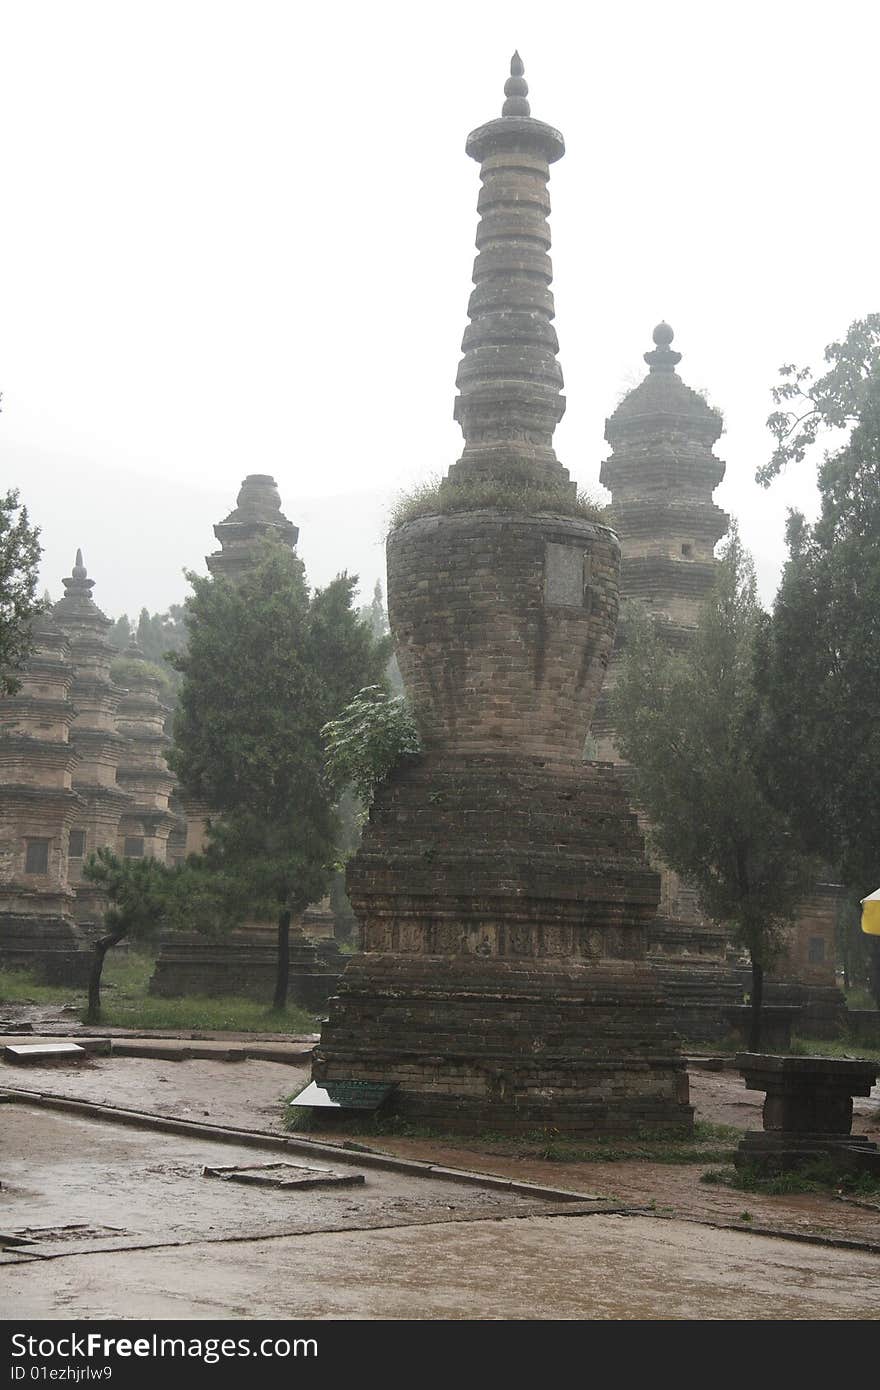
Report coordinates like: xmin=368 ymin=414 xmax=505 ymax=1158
xmin=313 ymin=59 xmax=691 ymax=1135
xmin=206 ymin=474 xmax=299 ymax=583
xmin=53 ymin=550 xmax=131 ymax=925
xmin=592 ymin=324 xmax=741 ymax=1033
xmin=596 ymin=322 xmax=729 ymax=667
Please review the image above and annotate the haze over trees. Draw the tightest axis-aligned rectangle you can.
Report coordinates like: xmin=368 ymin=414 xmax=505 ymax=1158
xmin=168 ymin=542 xmax=389 ymax=1008
xmin=756 ymin=314 xmax=880 ymax=1002
xmin=611 ymin=530 xmax=814 ymax=1048
xmin=0 ymin=488 xmax=45 ymax=696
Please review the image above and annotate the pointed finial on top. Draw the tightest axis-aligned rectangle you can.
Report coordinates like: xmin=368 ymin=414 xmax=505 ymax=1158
xmin=502 ymin=50 xmax=530 ymax=118
xmin=644 ymin=320 xmax=682 ymax=370
xmin=58 ymin=546 xmax=96 ymax=601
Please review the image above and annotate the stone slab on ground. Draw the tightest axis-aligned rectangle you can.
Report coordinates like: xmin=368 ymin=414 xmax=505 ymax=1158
xmin=0 ymin=1034 xmax=313 ymax=1063
xmin=4 ymin=1042 xmax=87 ymax=1064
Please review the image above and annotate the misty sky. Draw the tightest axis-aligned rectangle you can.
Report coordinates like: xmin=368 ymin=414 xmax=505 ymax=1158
xmin=1 ymin=0 xmax=877 ymax=619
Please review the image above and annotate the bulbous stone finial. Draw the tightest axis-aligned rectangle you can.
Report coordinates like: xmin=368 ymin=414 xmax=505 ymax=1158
xmin=73 ymin=548 xmax=87 ymax=580
xmin=644 ymin=320 xmax=682 ymax=370
xmin=502 ymin=50 xmax=530 ymax=118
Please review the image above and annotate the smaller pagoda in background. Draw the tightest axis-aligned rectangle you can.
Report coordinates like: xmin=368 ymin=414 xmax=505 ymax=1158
xmin=592 ymin=323 xmax=741 ymax=1036
xmin=206 ymin=474 xmax=299 ymax=582
xmin=0 ymin=611 xmax=90 ymax=980
xmin=114 ymin=637 xmax=176 ymax=864
xmin=53 ymin=551 xmax=131 ymax=926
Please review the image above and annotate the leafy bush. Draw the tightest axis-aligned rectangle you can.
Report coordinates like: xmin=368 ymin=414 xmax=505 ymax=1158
xmin=322 ymin=685 xmax=421 ymax=804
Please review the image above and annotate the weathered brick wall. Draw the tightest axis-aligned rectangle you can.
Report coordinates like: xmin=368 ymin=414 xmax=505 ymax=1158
xmin=389 ymin=512 xmax=618 ymax=758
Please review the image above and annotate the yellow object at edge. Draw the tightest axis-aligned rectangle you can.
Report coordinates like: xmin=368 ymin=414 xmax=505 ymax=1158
xmin=861 ymin=895 xmax=880 ymax=936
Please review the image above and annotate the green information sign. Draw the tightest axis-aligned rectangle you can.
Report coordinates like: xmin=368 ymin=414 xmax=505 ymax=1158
xmin=288 ymin=1080 xmax=394 ymax=1112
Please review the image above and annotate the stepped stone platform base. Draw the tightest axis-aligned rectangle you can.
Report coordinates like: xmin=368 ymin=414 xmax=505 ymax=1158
xmin=847 ymin=1009 xmax=880 ymax=1042
xmin=0 ymin=915 xmax=93 ymax=987
xmin=795 ymin=987 xmax=849 ymax=1039
xmin=314 ymin=755 xmax=693 ymax=1137
xmin=736 ymin=1131 xmax=880 ymax=1175
xmin=735 ymin=1052 xmax=880 ymax=1175
xmin=737 ymin=970 xmax=848 ymax=1040
xmin=148 ymin=928 xmax=342 ymax=1011
xmin=649 ymin=943 xmax=744 ymax=1043
xmin=723 ymin=1005 xmax=802 ymax=1053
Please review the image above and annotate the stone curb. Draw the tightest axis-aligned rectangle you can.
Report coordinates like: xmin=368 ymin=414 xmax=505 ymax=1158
xmin=0 ymin=1087 xmax=594 ymax=1204
xmin=647 ymin=1209 xmax=880 ymax=1258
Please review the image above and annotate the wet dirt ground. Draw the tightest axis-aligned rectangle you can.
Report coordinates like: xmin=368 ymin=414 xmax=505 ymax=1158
xmin=2 ymin=1042 xmax=879 ymax=1318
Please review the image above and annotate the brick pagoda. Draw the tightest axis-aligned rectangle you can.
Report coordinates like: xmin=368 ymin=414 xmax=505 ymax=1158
xmin=0 ymin=611 xmax=91 ymax=980
xmin=313 ymin=57 xmax=691 ymax=1134
xmin=592 ymin=324 xmax=742 ymax=1037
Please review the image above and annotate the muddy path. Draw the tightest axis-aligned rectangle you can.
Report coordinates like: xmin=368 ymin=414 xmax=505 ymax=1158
xmin=3 ymin=1050 xmax=878 ymax=1251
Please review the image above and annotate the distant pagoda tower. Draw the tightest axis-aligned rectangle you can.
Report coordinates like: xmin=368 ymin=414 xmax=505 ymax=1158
xmin=596 ymin=322 xmax=729 ymax=732
xmin=206 ymin=474 xmax=299 ymax=582
xmin=114 ymin=638 xmax=176 ymax=863
xmin=313 ymin=58 xmax=691 ymax=1135
xmin=53 ymin=550 xmax=131 ymax=925
xmin=0 ymin=612 xmax=91 ymax=980
xmin=593 ymin=324 xmax=741 ymax=1034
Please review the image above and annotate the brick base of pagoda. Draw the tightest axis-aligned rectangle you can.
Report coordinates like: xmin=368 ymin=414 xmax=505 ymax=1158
xmin=313 ymin=754 xmax=693 ymax=1135
xmin=0 ymin=911 xmax=93 ymax=986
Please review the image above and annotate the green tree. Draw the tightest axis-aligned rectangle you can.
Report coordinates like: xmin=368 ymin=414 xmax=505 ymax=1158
xmin=756 ymin=315 xmax=880 ymax=1001
xmin=758 ymin=314 xmax=880 ymax=484
xmin=81 ymin=849 xmax=178 ymax=1021
xmin=0 ymin=489 xmax=46 ymax=695
xmin=611 ymin=530 xmax=814 ymax=1049
xmin=168 ymin=542 xmax=389 ymax=1008
xmin=81 ymin=848 xmax=241 ymax=1021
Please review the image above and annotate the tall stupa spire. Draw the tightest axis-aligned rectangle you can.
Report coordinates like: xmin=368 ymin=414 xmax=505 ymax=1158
xmin=446 ymin=53 xmax=574 ymax=496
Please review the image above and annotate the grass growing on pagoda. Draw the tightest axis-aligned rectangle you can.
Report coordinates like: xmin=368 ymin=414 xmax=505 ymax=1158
xmin=388 ymin=475 xmax=605 ymax=531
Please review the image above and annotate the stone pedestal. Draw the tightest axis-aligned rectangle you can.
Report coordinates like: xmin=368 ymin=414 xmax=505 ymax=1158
xmin=316 ymin=751 xmax=691 ymax=1134
xmin=735 ymin=1053 xmax=880 ymax=1174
